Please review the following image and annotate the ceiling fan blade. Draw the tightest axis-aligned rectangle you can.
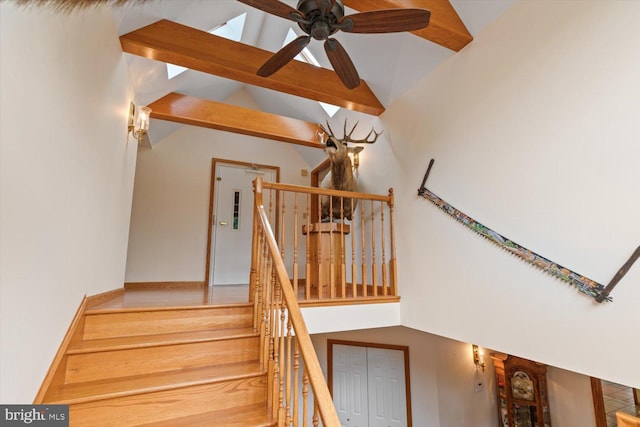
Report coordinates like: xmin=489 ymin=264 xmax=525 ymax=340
xmin=236 ymin=0 xmax=302 ymax=21
xmin=339 ymin=9 xmax=431 ymax=33
xmin=324 ymin=38 xmax=360 ymax=89
xmin=257 ymin=35 xmax=311 ymax=77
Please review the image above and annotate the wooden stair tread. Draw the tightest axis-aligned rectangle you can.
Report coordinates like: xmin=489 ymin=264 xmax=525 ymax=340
xmin=85 ymin=301 xmax=253 ymax=314
xmin=45 ymin=360 xmax=265 ymax=405
xmin=136 ymin=402 xmax=275 ymax=427
xmin=68 ymin=327 xmax=258 ymax=353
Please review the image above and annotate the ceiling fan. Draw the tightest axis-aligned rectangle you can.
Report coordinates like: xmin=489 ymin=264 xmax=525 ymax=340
xmin=237 ymin=0 xmax=431 ymax=89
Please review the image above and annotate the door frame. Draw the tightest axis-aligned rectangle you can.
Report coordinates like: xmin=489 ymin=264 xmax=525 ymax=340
xmin=204 ymin=158 xmax=280 ymax=286
xmin=328 ymin=339 xmax=413 ymax=427
xmin=591 ymin=378 xmax=607 ymax=427
xmin=310 ymin=158 xmax=330 ymax=222
xmin=591 ymin=377 xmax=640 ymax=427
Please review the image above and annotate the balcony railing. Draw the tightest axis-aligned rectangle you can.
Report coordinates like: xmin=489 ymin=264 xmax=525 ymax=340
xmin=250 ymin=177 xmax=398 ymax=306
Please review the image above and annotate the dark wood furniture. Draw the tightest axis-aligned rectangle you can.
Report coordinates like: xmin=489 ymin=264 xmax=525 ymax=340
xmin=491 ymin=353 xmax=551 ymax=427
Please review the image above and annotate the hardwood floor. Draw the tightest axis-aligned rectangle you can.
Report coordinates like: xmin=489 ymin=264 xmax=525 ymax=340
xmin=90 ymin=283 xmax=400 ymax=311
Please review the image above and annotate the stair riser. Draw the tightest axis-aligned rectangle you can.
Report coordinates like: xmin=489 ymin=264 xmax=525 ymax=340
xmin=69 ymin=375 xmax=267 ymax=426
xmin=83 ymin=306 xmax=253 ymax=340
xmin=65 ymin=336 xmax=260 ymax=383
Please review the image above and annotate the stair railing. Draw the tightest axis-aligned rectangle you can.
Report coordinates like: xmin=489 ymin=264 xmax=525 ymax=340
xmin=250 ymin=177 xmax=397 ymax=304
xmin=252 ymin=177 xmax=341 ymax=426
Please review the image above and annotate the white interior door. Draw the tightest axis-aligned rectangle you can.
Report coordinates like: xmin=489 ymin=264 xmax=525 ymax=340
xmin=209 ymin=163 xmax=275 ymax=286
xmin=367 ymin=347 xmax=407 ymax=427
xmin=334 ymin=344 xmax=369 ymax=427
xmin=332 ymin=344 xmax=408 ymax=427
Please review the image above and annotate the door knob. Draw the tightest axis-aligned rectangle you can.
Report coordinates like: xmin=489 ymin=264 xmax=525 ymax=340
xmin=219 ymin=221 xmax=228 ymax=226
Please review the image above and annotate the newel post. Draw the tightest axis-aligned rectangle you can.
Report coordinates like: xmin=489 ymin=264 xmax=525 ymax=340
xmin=387 ymin=188 xmax=397 ymax=296
xmin=249 ymin=177 xmax=264 ymax=305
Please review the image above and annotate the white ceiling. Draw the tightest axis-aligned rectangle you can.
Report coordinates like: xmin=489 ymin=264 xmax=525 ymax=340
xmin=111 ymin=0 xmax=515 ymax=146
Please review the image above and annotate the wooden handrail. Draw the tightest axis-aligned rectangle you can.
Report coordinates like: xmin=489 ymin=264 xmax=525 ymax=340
xmin=262 ymin=180 xmax=392 ymax=203
xmin=256 ymin=206 xmax=341 ymax=426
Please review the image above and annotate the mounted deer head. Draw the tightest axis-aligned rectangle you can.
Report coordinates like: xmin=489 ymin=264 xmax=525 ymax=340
xmin=316 ymin=120 xmax=382 ymax=221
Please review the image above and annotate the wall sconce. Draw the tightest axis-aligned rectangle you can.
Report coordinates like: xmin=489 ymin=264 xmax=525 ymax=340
xmin=473 ymin=345 xmax=486 ymax=372
xmin=347 ymin=146 xmax=364 ymax=169
xmin=128 ymin=102 xmax=151 ymax=143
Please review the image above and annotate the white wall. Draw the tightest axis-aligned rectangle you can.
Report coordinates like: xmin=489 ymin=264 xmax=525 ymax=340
xmin=547 ymin=366 xmax=597 ymax=427
xmin=303 ymin=303 xmax=401 ymax=334
xmin=359 ymin=0 xmax=640 ymax=387
xmin=125 ymin=89 xmax=319 ymax=282
xmin=0 ymin=5 xmax=137 ymax=402
xmin=312 ymin=328 xmax=600 ymax=427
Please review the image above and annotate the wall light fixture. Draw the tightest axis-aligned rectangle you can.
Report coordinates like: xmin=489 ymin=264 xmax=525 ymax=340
xmin=473 ymin=344 xmax=486 ymax=372
xmin=128 ymin=102 xmax=151 ymax=143
xmin=347 ymin=146 xmax=364 ymax=169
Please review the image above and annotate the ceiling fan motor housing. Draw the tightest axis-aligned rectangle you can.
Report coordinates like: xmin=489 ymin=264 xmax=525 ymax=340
xmin=296 ymin=0 xmax=344 ymax=40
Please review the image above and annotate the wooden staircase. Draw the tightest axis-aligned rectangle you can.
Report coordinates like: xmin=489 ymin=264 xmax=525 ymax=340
xmin=40 ymin=302 xmax=275 ymax=426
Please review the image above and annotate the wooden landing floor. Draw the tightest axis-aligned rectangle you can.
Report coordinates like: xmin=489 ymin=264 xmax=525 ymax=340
xmin=91 ymin=285 xmax=251 ymax=310
xmin=91 ymin=283 xmax=400 ymax=311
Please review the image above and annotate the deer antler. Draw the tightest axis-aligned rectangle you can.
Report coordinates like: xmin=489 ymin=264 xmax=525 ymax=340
xmin=317 ymin=121 xmax=334 ymax=138
xmin=342 ymin=120 xmax=382 ymax=144
xmin=317 ymin=120 xmax=382 ymax=144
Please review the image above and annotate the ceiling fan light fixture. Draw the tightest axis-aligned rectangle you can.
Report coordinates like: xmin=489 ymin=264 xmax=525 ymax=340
xmin=310 ymin=20 xmax=331 ymax=40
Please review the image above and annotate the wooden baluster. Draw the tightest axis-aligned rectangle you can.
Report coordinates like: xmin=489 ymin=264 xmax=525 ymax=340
xmin=265 ymin=238 xmax=274 ymax=360
xmin=256 ymin=229 xmax=266 ymax=337
xmin=293 ymin=338 xmax=300 ymax=427
xmin=272 ymin=280 xmax=282 ymax=419
xmin=302 ymin=370 xmax=309 ymax=427
xmin=260 ymin=235 xmax=271 ymax=369
xmin=250 ymin=177 xmax=263 ymax=305
xmin=329 ymin=195 xmax=335 ymax=300
xmin=317 ymin=194 xmax=323 ymax=300
xmin=351 ymin=198 xmax=357 ymax=298
xmin=285 ymin=318 xmax=293 ymax=426
xmin=253 ymin=226 xmax=262 ymax=331
xmin=252 ymin=227 xmax=258 ymax=329
xmin=305 ymin=193 xmax=311 ymax=301
xmin=268 ymin=187 xmax=274 ymax=233
xmin=361 ymin=197 xmax=367 ymax=297
xmin=278 ymin=282 xmax=286 ymax=423
xmin=266 ymin=252 xmax=275 ymax=409
xmin=371 ymin=199 xmax=377 ymax=297
xmin=293 ymin=193 xmax=299 ymax=300
xmin=312 ymin=399 xmax=319 ymax=427
xmin=380 ymin=200 xmax=388 ymax=296
xmin=340 ymin=197 xmax=346 ymax=299
xmin=280 ymin=192 xmax=286 ymax=269
xmin=388 ymin=188 xmax=397 ymax=296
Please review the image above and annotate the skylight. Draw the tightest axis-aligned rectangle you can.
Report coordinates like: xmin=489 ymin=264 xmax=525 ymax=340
xmin=319 ymin=102 xmax=340 ymax=117
xmin=283 ymin=28 xmax=320 ymax=67
xmin=167 ymin=13 xmax=247 ymax=79
xmin=283 ymin=28 xmax=340 ymax=118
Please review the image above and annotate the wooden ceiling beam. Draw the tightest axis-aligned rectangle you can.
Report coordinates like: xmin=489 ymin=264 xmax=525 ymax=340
xmin=148 ymin=92 xmax=324 ymax=149
xmin=120 ymin=20 xmax=385 ymax=116
xmin=343 ymin=0 xmax=472 ymax=51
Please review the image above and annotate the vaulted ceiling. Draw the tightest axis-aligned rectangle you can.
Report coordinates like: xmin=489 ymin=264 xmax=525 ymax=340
xmin=112 ymin=0 xmax=515 ymax=149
